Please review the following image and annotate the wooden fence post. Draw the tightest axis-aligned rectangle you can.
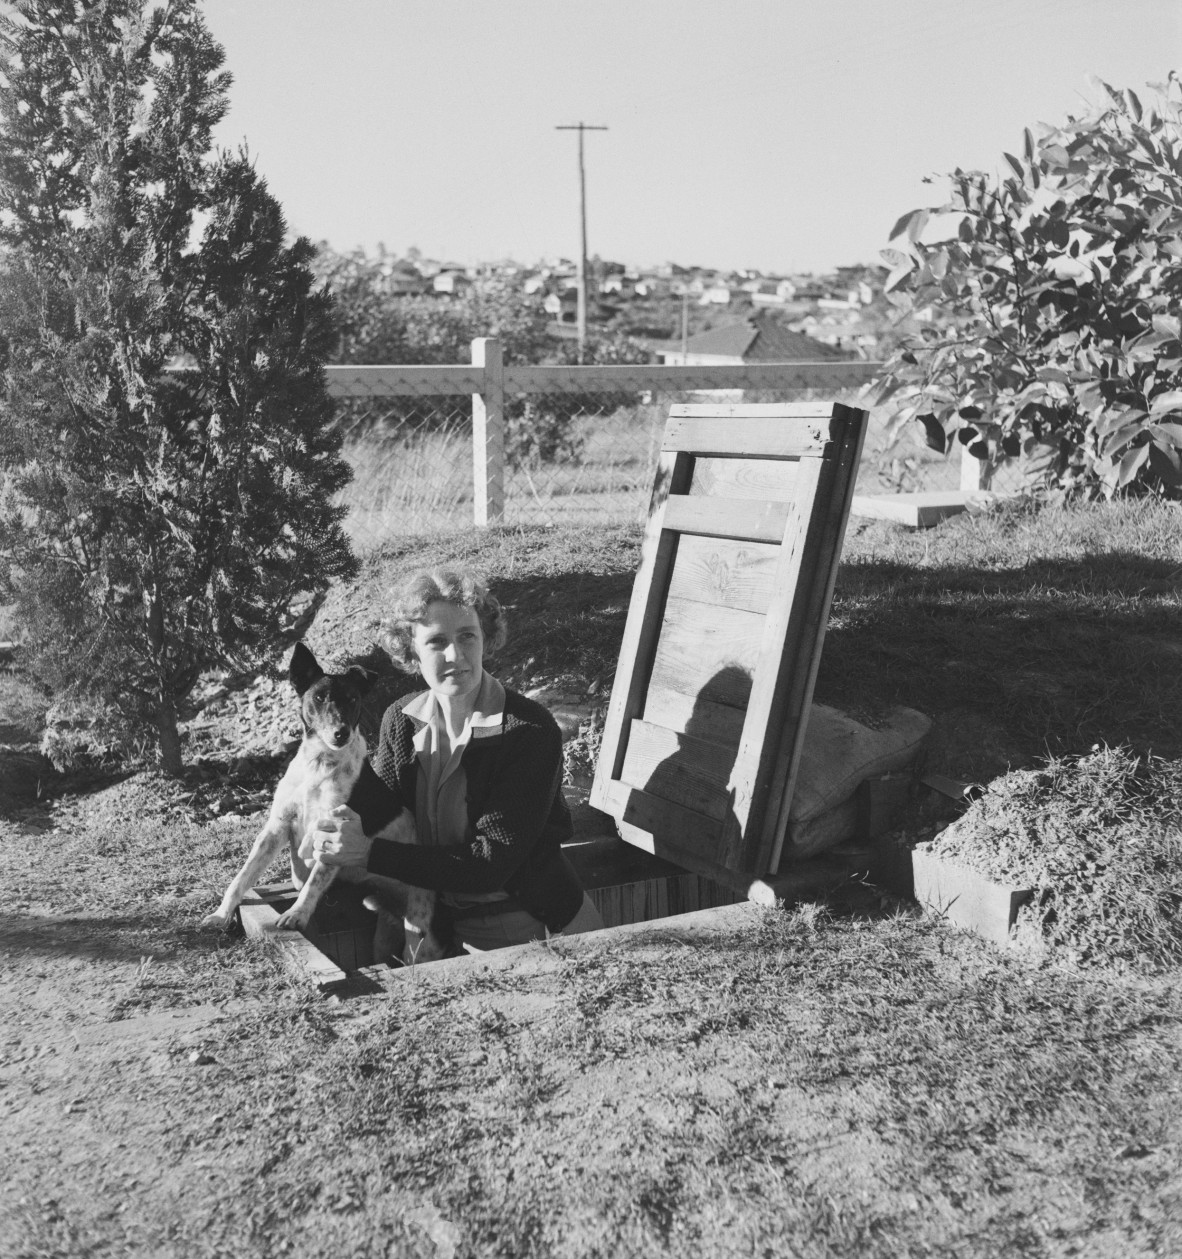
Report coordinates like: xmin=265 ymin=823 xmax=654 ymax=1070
xmin=960 ymin=442 xmax=990 ymax=492
xmin=472 ymin=337 xmax=505 ymax=526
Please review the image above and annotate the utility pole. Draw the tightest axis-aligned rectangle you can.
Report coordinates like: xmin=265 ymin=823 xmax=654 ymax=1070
xmin=556 ymin=122 xmax=607 ymax=363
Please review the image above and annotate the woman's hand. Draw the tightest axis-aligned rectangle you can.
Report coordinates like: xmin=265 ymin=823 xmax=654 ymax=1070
xmin=312 ymin=805 xmax=372 ymax=872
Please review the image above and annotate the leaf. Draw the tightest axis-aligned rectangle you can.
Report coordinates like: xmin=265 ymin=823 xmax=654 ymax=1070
xmin=1101 ymin=422 xmax=1147 ymax=458
xmin=917 ymin=412 xmax=948 ymax=454
xmin=1003 ymin=152 xmax=1025 ymax=180
xmin=1116 ymin=443 xmax=1150 ymax=489
xmin=1150 ymin=434 xmax=1182 ymax=474
xmin=968 ymin=439 xmax=990 ymax=460
xmin=1124 ymin=88 xmax=1143 ymax=121
xmin=1150 ymin=421 xmax=1182 ymax=446
xmin=1151 ymin=314 xmax=1181 ymax=340
xmin=956 ymin=426 xmax=979 ymax=445
xmin=1023 ymin=127 xmax=1035 ymax=163
xmin=880 ymin=247 xmax=910 ymax=268
xmin=885 ymin=263 xmax=915 ymax=295
xmin=1090 ymin=75 xmax=1123 ymax=107
xmin=1149 ymin=391 xmax=1182 ymax=416
xmin=888 ymin=209 xmax=926 ymax=242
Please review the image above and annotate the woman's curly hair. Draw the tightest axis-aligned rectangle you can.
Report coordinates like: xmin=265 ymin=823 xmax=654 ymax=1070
xmin=381 ymin=567 xmax=508 ymax=671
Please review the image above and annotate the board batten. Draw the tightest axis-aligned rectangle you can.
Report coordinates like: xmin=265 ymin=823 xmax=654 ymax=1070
xmin=593 ymin=449 xmax=691 ymax=790
xmin=762 ymin=402 xmax=869 ymax=869
xmin=663 ymin=494 xmax=791 ymax=543
xmin=689 ymin=456 xmax=800 ymax=502
xmin=642 ymin=686 xmax=746 ymax=744
xmin=664 ymin=415 xmax=827 ymax=457
xmin=666 ymin=536 xmax=781 ymax=615
xmin=619 ymin=718 xmax=737 ymax=820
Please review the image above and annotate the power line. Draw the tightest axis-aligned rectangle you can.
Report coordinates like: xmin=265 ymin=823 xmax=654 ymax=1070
xmin=556 ymin=122 xmax=608 ymax=362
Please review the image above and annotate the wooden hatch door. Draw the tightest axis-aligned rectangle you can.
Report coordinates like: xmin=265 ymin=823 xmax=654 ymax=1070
xmin=590 ymin=402 xmax=868 ymax=884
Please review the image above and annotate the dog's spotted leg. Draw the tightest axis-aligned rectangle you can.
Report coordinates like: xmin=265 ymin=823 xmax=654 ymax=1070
xmin=201 ymin=814 xmax=292 ymax=931
xmin=274 ymin=858 xmax=337 ymax=931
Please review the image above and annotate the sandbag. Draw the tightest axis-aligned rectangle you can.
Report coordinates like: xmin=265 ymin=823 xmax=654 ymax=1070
xmin=786 ymin=704 xmax=931 ymax=856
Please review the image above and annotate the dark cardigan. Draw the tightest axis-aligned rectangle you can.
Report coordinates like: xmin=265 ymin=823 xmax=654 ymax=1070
xmin=347 ymin=686 xmax=585 ymax=932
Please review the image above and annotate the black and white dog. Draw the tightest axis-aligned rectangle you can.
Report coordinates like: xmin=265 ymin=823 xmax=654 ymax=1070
xmin=201 ymin=643 xmax=443 ymax=964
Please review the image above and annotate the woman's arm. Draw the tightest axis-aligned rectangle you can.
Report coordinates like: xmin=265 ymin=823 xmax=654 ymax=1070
xmin=365 ymin=721 xmax=563 ymax=894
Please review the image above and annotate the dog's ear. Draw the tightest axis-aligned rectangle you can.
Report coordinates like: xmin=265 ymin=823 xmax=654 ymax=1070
xmin=289 ymin=642 xmax=324 ymax=696
xmin=345 ymin=665 xmax=373 ymax=697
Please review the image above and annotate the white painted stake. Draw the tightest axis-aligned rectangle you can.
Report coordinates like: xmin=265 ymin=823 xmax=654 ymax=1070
xmin=472 ymin=337 xmax=505 ymax=526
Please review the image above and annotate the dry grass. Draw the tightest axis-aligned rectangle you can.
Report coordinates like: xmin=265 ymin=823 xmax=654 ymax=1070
xmin=334 ymin=394 xmax=971 ymax=548
xmin=4 ymin=779 xmax=1181 ymax=1258
xmin=931 ymin=746 xmax=1182 ymax=972
xmin=3 ymin=498 xmax=1182 ymax=1257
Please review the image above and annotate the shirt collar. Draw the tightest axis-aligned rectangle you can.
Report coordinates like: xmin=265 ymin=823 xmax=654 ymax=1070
xmin=403 ymin=670 xmax=505 ymax=738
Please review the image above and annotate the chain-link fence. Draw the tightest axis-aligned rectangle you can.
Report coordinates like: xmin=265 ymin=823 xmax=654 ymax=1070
xmin=326 ymin=351 xmax=889 ymax=549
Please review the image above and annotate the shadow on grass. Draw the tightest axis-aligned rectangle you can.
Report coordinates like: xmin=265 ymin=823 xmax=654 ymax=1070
xmin=0 ymin=912 xmax=158 ymax=963
xmin=338 ymin=540 xmax=1180 ymax=776
xmin=819 ymin=551 xmax=1182 ymax=767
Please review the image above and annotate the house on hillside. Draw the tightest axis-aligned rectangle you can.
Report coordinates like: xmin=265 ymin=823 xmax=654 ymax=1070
xmin=385 ymin=260 xmax=430 ymax=296
xmin=543 ymin=292 xmax=619 ymax=324
xmin=658 ymin=312 xmax=851 ymax=366
xmin=433 ymin=269 xmax=472 ymax=295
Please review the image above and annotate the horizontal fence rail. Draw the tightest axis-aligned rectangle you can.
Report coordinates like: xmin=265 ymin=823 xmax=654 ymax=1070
xmin=325 ymin=340 xmax=886 ymax=545
xmin=324 ymin=360 xmax=881 ymax=398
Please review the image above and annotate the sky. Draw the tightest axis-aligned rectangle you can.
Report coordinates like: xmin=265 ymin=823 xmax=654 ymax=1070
xmin=203 ymin=0 xmax=1180 ymax=276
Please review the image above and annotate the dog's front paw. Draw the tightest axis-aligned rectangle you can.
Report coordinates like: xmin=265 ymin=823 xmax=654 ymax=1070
xmin=200 ymin=910 xmax=233 ymax=931
xmin=274 ymin=907 xmax=310 ymax=932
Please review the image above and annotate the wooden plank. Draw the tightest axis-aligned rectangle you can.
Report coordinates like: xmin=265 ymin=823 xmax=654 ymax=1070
xmin=503 ymin=362 xmax=881 ymax=395
xmin=591 ymin=450 xmax=691 ymax=801
xmin=911 ymin=849 xmax=1033 ymax=947
xmin=666 ymin=535 xmax=781 ymax=615
xmin=664 ymin=415 xmax=827 ymax=458
xmin=717 ymin=460 xmax=823 ymax=866
xmin=670 ymin=403 xmax=842 ymax=420
xmin=323 ymin=363 xmax=882 ymax=401
xmin=619 ymin=718 xmax=736 ymax=820
xmin=663 ymin=494 xmax=791 ymax=543
xmin=323 ymin=364 xmax=484 ymax=396
xmin=851 ymin=491 xmax=969 ymax=528
xmin=642 ymin=686 xmax=746 ymax=744
xmin=608 ymin=789 xmax=750 ymax=892
xmin=237 ymin=888 xmax=349 ymax=992
xmin=763 ymin=402 xmax=870 ymax=868
xmin=690 ymin=456 xmax=800 ymax=502
xmin=647 ymin=597 xmax=763 ymax=704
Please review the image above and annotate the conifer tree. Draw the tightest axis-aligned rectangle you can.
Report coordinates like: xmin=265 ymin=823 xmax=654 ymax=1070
xmin=0 ymin=0 xmax=358 ymax=774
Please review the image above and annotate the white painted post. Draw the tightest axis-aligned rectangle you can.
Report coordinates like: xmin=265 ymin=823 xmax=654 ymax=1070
xmin=960 ymin=441 xmax=990 ymax=492
xmin=471 ymin=337 xmax=505 ymax=526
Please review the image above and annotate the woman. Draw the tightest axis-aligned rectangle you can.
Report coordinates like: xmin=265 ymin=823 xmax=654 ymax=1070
xmin=313 ymin=567 xmax=603 ymax=954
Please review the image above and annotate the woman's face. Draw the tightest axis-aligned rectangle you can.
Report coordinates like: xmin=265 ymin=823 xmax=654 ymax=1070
xmin=411 ymin=600 xmax=485 ymax=703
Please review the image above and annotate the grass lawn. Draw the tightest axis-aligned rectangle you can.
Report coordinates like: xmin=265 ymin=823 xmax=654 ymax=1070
xmin=1 ymin=499 xmax=1180 ymax=1258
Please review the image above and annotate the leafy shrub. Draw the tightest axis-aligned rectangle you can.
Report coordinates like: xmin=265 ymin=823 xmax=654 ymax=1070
xmin=876 ymin=74 xmax=1182 ymax=499
xmin=929 ymin=746 xmax=1182 ymax=971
